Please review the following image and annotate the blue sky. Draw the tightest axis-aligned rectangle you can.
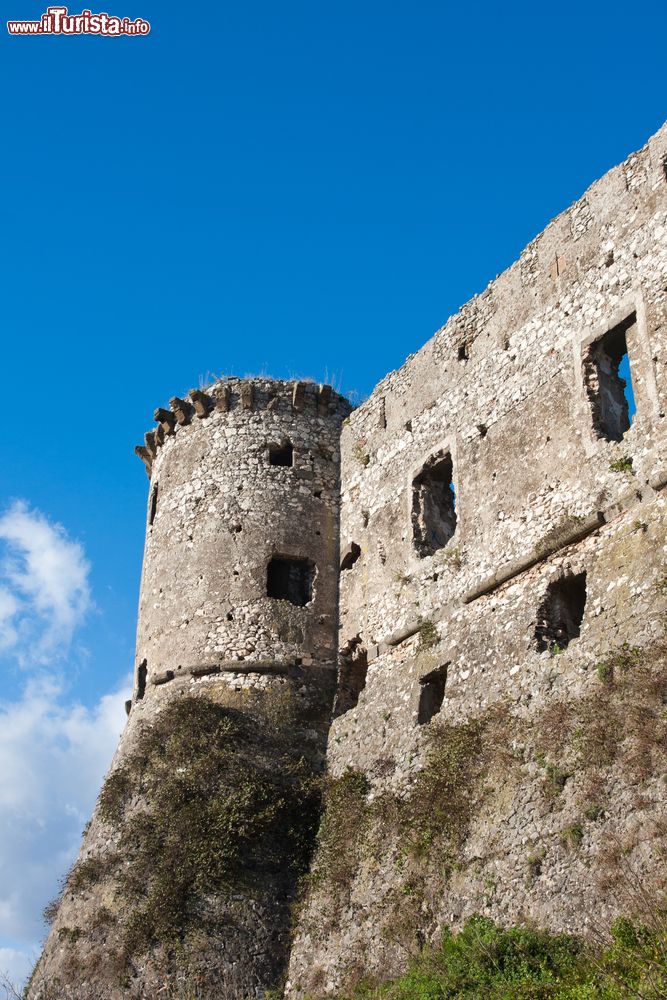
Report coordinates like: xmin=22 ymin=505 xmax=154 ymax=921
xmin=0 ymin=0 xmax=666 ymax=984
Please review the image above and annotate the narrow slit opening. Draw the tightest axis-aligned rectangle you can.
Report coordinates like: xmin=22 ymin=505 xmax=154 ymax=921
xmin=137 ymin=660 xmax=147 ymax=700
xmin=334 ymin=646 xmax=368 ymax=717
xmin=149 ymin=483 xmax=158 ymax=526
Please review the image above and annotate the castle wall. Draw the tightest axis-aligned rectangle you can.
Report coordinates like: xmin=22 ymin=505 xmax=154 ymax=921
xmin=286 ymin=122 xmax=667 ymax=994
xmin=336 ymin=123 xmax=667 ymax=658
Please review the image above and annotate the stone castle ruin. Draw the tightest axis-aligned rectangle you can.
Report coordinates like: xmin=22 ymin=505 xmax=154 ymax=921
xmin=30 ymin=121 xmax=667 ymax=998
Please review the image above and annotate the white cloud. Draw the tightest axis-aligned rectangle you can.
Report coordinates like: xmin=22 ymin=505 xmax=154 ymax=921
xmin=0 ymin=502 xmax=91 ymax=664
xmin=0 ymin=503 xmax=130 ymax=989
xmin=0 ymin=677 xmax=130 ymax=954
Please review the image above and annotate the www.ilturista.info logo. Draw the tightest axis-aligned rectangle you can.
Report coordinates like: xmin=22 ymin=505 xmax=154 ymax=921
xmin=7 ymin=6 xmax=150 ymax=34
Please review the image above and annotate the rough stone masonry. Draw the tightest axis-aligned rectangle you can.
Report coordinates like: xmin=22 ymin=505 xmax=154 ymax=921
xmin=30 ymin=121 xmax=667 ymax=998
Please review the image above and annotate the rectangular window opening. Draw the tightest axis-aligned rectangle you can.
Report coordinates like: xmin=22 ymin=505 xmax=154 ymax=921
xmin=333 ymin=646 xmax=368 ymax=717
xmin=583 ymin=314 xmax=637 ymax=442
xmin=136 ymin=659 xmax=147 ymax=700
xmin=269 ymin=442 xmax=294 ymax=467
xmin=412 ymin=450 xmax=457 ymax=557
xmin=417 ymin=664 xmax=448 ymax=725
xmin=535 ymin=572 xmax=587 ymax=653
xmin=267 ymin=556 xmax=314 ymax=606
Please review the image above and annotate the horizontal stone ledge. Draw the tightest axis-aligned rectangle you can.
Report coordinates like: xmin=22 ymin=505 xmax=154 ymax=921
xmin=365 ymin=597 xmax=457 ymax=661
xmin=147 ymin=658 xmax=337 ymax=688
xmin=218 ymin=660 xmax=289 ymax=675
xmin=384 ymin=619 xmax=422 ymax=648
xmin=650 ymin=467 xmax=667 ymax=491
xmin=368 ymin=490 xmax=655 ymax=655
xmin=188 ymin=659 xmax=295 ymax=677
xmin=189 ymin=664 xmax=221 ymax=678
xmin=361 ymin=621 xmax=423 ymax=661
xmin=463 ymin=510 xmax=606 ymax=605
xmin=364 ymin=506 xmax=627 ymax=656
xmin=152 ymin=669 xmax=175 ymax=686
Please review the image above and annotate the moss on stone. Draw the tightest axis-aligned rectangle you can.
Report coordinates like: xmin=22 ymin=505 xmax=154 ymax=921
xmin=417 ymin=619 xmax=438 ymax=651
xmin=62 ymin=692 xmax=322 ymax=983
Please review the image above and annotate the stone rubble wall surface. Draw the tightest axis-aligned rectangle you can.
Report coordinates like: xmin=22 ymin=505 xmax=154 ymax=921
xmin=30 ymin=681 xmax=325 ymax=1000
xmin=287 ymin=498 xmax=667 ymax=994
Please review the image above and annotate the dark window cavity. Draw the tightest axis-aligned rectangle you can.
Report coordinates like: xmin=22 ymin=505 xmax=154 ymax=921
xmin=340 ymin=542 xmax=361 ymax=571
xmin=535 ymin=573 xmax=587 ymax=653
xmin=269 ymin=441 xmax=294 ymax=467
xmin=149 ymin=483 xmax=158 ymax=526
xmin=334 ymin=644 xmax=368 ymax=717
xmin=418 ymin=664 xmax=448 ymax=725
xmin=136 ymin=659 xmax=147 ymax=700
xmin=583 ymin=314 xmax=637 ymax=442
xmin=458 ymin=342 xmax=469 ymax=362
xmin=266 ymin=556 xmax=314 ymax=606
xmin=412 ymin=450 xmax=457 ymax=557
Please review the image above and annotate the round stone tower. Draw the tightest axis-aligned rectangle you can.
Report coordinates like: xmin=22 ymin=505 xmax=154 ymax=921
xmin=29 ymin=378 xmax=351 ymax=1000
xmin=133 ymin=376 xmax=350 ymax=706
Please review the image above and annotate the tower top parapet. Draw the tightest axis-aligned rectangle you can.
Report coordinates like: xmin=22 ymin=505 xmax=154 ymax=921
xmin=134 ymin=377 xmax=352 ymax=476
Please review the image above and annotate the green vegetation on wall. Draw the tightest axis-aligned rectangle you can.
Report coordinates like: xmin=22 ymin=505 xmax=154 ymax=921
xmin=302 ymin=703 xmax=513 ymax=941
xmin=336 ymin=914 xmax=667 ymax=999
xmin=295 ymin=641 xmax=667 ymax=994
